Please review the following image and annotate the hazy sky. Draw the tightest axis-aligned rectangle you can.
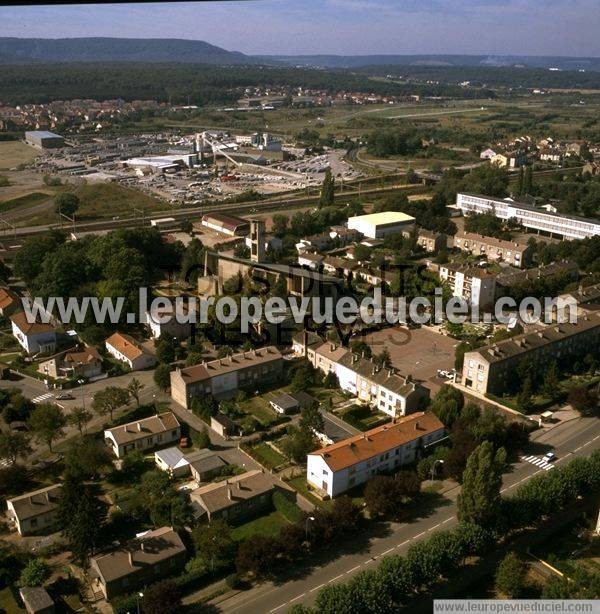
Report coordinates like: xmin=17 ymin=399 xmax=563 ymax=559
xmin=1 ymin=0 xmax=599 ymax=57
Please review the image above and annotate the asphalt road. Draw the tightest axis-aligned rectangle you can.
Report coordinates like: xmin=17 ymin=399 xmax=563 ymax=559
xmin=214 ymin=415 xmax=600 ymax=613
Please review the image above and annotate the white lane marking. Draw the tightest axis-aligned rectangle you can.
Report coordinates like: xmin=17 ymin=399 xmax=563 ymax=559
xmin=310 ymin=584 xmax=325 ymax=592
xmin=347 ymin=565 xmax=361 ymax=574
xmin=289 ymin=594 xmax=305 ymax=603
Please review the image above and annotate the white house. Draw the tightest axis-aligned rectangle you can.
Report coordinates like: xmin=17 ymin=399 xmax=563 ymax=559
xmin=105 ymin=332 xmax=155 ymax=371
xmin=104 ymin=412 xmax=181 ymax=458
xmin=306 ymin=412 xmax=445 ymax=498
xmin=6 ymin=484 xmax=62 ymax=536
xmin=145 ymin=305 xmax=193 ymax=340
xmin=10 ymin=312 xmax=56 ymax=355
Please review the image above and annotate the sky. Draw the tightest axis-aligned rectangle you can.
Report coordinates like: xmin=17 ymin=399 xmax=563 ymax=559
xmin=1 ymin=0 xmax=599 ymax=57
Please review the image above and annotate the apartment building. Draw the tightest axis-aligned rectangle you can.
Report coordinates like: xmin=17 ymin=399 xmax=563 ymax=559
xmin=495 ymin=260 xmax=579 ymax=293
xmin=293 ymin=332 xmax=429 ymax=417
xmin=461 ymin=312 xmax=600 ymax=395
xmin=170 ymin=346 xmax=283 ymax=409
xmin=453 ymin=231 xmax=533 ymax=268
xmin=104 ymin=412 xmax=181 ymax=458
xmin=438 ymin=262 xmax=497 ymax=309
xmin=307 ymin=412 xmax=445 ymax=498
xmin=411 ymin=228 xmax=448 ymax=254
xmin=456 ymin=193 xmax=600 ymax=240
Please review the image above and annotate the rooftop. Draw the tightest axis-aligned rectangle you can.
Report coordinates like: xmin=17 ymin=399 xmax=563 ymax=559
xmin=348 ymin=211 xmax=416 ymax=226
xmin=105 ymin=412 xmax=180 ymax=446
xmin=7 ymin=484 xmax=62 ymax=522
xmin=176 ymin=346 xmax=282 ymax=384
xmin=310 ymin=412 xmax=445 ymax=472
xmin=190 ymin=469 xmax=275 ymax=516
xmin=91 ymin=526 xmax=185 ymax=583
xmin=105 ymin=332 xmax=148 ymax=362
xmin=10 ymin=311 xmax=55 ymax=336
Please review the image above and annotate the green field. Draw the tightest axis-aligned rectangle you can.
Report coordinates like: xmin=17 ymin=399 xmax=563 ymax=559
xmin=74 ymin=182 xmax=165 ymax=219
xmin=0 ymin=191 xmax=51 ymax=214
xmin=231 ymin=509 xmax=290 ymax=541
xmin=248 ymin=442 xmax=288 ymax=469
xmin=0 ymin=140 xmax=38 ymax=170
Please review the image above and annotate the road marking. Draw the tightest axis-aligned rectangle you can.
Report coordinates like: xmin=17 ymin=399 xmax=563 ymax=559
xmin=310 ymin=584 xmax=325 ymax=592
xmin=414 ymin=531 xmax=426 ymax=539
xmin=429 ymin=523 xmax=441 ymax=530
xmin=331 ymin=574 xmax=344 ymax=582
xmin=365 ymin=558 xmax=375 ymax=565
xmin=398 ymin=539 xmax=410 ymax=547
xmin=289 ymin=594 xmax=305 ymax=603
xmin=381 ymin=547 xmax=393 ymax=555
xmin=270 ymin=604 xmax=287 ymax=613
xmin=520 ymin=455 xmax=554 ymax=471
xmin=442 ymin=517 xmax=453 ymax=524
xmin=347 ymin=565 xmax=361 ymax=573
xmin=32 ymin=392 xmax=54 ymax=404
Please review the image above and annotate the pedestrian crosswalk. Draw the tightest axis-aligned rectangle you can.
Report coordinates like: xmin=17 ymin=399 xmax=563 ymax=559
xmin=521 ymin=455 xmax=555 ymax=470
xmin=0 ymin=457 xmax=12 ymax=468
xmin=32 ymin=392 xmax=54 ymax=404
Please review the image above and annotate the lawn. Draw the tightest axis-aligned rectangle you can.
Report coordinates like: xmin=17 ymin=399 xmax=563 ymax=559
xmin=239 ymin=396 xmax=280 ymax=428
xmin=74 ymin=182 xmax=165 ymax=219
xmin=248 ymin=442 xmax=288 ymax=469
xmin=0 ymin=141 xmax=38 ymax=170
xmin=286 ymin=475 xmax=331 ymax=509
xmin=231 ymin=509 xmax=290 ymax=541
xmin=0 ymin=587 xmax=25 ymax=613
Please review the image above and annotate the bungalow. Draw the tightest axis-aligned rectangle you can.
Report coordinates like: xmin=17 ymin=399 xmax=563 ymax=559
xmin=269 ymin=391 xmax=318 ymax=415
xmin=104 ymin=412 xmax=181 ymax=458
xmin=37 ymin=345 xmax=102 ymax=380
xmin=10 ymin=312 xmax=56 ymax=355
xmin=210 ymin=413 xmax=237 ymax=439
xmin=6 ymin=484 xmax=62 ymax=536
xmin=154 ymin=446 xmax=226 ymax=481
xmin=189 ymin=469 xmax=276 ymax=522
xmin=89 ymin=526 xmax=187 ymax=600
xmin=105 ymin=332 xmax=155 ymax=371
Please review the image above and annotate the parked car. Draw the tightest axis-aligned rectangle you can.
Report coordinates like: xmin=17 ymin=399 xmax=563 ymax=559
xmin=544 ymin=452 xmax=557 ymax=462
xmin=55 ymin=392 xmax=75 ymax=400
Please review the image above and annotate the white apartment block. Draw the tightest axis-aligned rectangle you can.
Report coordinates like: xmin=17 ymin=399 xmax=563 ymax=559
xmin=438 ymin=263 xmax=497 ymax=309
xmin=307 ymin=412 xmax=445 ymax=497
xmin=456 ymin=193 xmax=600 ymax=240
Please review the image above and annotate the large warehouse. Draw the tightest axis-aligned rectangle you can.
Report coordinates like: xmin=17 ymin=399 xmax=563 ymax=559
xmin=347 ymin=211 xmax=416 ymax=239
xmin=201 ymin=213 xmax=250 ymax=237
xmin=25 ymin=130 xmax=65 ymax=149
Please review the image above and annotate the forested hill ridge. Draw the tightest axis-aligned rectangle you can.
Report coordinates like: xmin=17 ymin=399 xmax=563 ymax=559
xmin=0 ymin=37 xmax=265 ymax=65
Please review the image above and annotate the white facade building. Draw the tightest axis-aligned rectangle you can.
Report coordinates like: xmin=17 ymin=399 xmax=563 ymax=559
xmin=347 ymin=211 xmax=416 ymax=239
xmin=307 ymin=412 xmax=445 ymax=497
xmin=456 ymin=193 xmax=600 ymax=240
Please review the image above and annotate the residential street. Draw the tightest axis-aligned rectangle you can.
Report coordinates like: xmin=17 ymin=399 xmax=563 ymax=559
xmin=211 ymin=415 xmax=600 ymax=613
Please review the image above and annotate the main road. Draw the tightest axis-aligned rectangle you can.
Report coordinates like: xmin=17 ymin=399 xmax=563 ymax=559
xmin=212 ymin=415 xmax=600 ymax=613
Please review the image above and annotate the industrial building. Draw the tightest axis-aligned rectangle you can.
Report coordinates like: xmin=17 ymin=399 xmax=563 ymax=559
xmin=201 ymin=213 xmax=250 ymax=237
xmin=347 ymin=211 xmax=416 ymax=239
xmin=456 ymin=193 xmax=600 ymax=240
xmin=25 ymin=130 xmax=65 ymax=149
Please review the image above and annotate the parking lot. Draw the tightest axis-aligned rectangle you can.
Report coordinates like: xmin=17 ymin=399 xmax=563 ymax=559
xmin=362 ymin=325 xmax=458 ymax=393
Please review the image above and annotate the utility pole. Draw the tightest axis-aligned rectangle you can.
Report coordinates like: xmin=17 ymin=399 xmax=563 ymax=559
xmin=59 ymin=211 xmax=76 ymax=236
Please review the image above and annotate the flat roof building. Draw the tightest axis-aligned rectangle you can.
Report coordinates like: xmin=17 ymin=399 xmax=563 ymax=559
xmin=201 ymin=213 xmax=250 ymax=237
xmin=25 ymin=130 xmax=64 ymax=149
xmin=347 ymin=211 xmax=416 ymax=239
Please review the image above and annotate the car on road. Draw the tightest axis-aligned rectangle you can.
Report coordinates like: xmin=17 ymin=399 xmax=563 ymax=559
xmin=544 ymin=452 xmax=557 ymax=462
xmin=54 ymin=392 xmax=75 ymax=400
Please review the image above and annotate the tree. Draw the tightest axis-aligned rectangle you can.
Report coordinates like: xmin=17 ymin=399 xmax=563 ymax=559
xmin=430 ymin=386 xmax=465 ymax=427
xmin=141 ymin=579 xmax=182 ymax=614
xmin=364 ymin=473 xmax=419 ymax=520
xmin=91 ymin=386 xmax=130 ymax=422
xmin=28 ymin=403 xmax=66 ymax=452
xmin=58 ymin=477 xmax=105 ymax=564
xmin=281 ymin=425 xmax=317 ymax=463
xmin=495 ymin=552 xmax=525 ymax=598
xmin=457 ymin=441 xmax=506 ymax=529
xmin=319 ymin=167 xmax=334 ymax=208
xmin=54 ymin=192 xmax=80 ymax=218
xmin=154 ymin=363 xmax=173 ymax=391
xmin=63 ymin=437 xmax=111 ymax=481
xmin=236 ymin=534 xmax=280 ymax=578
xmin=516 ymin=166 xmax=524 ymax=197
xmin=127 ymin=377 xmax=144 ymax=407
xmin=68 ymin=406 xmax=92 ymax=436
xmin=194 ymin=425 xmax=211 ymax=449
xmin=192 ymin=519 xmax=236 ymax=569
xmin=524 ymin=165 xmax=534 ymax=196
xmin=298 ymin=403 xmax=324 ymax=434
xmin=19 ymin=558 xmax=50 ymax=587
xmin=155 ymin=337 xmax=176 ymax=364
xmin=541 ymin=360 xmax=560 ymax=401
xmin=568 ymin=386 xmax=598 ymax=415
xmin=0 ymin=431 xmax=31 ymax=464
xmin=516 ymin=376 xmax=534 ymax=414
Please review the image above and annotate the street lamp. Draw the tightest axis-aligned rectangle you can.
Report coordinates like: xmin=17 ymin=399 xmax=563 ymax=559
xmin=136 ymin=592 xmax=144 ymax=614
xmin=78 ymin=378 xmax=85 ymax=409
xmin=305 ymin=515 xmax=315 ymax=541
xmin=431 ymin=459 xmax=444 ymax=482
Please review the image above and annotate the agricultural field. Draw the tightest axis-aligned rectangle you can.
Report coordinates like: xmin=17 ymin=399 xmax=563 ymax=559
xmin=0 ymin=140 xmax=38 ymax=170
